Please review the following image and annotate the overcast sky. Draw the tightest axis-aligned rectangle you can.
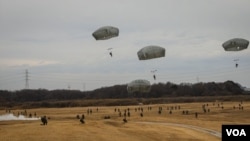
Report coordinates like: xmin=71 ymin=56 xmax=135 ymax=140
xmin=1 ymin=0 xmax=250 ymax=91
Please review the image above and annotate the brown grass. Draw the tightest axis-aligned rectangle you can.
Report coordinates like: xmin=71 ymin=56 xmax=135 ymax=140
xmin=0 ymin=101 xmax=249 ymax=141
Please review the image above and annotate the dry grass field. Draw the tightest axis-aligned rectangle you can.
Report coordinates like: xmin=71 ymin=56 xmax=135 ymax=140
xmin=0 ymin=100 xmax=250 ymax=141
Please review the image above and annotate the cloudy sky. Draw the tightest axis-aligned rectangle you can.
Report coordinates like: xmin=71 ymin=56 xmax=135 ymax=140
xmin=1 ymin=0 xmax=250 ymax=91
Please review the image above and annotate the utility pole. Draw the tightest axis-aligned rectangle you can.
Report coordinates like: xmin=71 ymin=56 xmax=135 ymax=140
xmin=25 ymin=69 xmax=29 ymax=89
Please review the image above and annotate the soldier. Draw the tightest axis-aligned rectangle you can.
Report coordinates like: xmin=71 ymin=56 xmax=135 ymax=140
xmin=80 ymin=118 xmax=85 ymax=124
xmin=123 ymin=118 xmax=127 ymax=123
xmin=41 ymin=116 xmax=48 ymax=125
xmin=169 ymin=110 xmax=172 ymax=114
xmin=140 ymin=113 xmax=143 ymax=117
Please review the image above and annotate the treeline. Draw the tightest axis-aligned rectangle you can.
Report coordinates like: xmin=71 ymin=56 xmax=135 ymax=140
xmin=0 ymin=81 xmax=245 ymax=104
xmin=90 ymin=80 xmax=245 ymax=99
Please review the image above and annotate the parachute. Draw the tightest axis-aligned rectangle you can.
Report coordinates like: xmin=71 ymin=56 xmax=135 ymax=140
xmin=222 ymin=38 xmax=249 ymax=68
xmin=222 ymin=38 xmax=249 ymax=51
xmin=92 ymin=26 xmax=119 ymax=40
xmin=137 ymin=45 xmax=165 ymax=80
xmin=127 ymin=79 xmax=151 ymax=94
xmin=137 ymin=45 xmax=165 ymax=60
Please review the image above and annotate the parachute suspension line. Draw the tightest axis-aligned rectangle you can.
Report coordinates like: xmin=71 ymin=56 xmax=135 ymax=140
xmin=153 ymin=74 xmax=156 ymax=80
xmin=151 ymin=69 xmax=157 ymax=81
xmin=107 ymin=48 xmax=113 ymax=57
xmin=109 ymin=51 xmax=113 ymax=57
xmin=234 ymin=59 xmax=239 ymax=68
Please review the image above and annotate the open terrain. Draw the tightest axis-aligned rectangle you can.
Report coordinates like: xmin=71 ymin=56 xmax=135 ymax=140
xmin=0 ymin=100 xmax=250 ymax=141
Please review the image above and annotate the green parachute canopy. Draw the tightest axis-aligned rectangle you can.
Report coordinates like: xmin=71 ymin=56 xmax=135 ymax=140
xmin=127 ymin=79 xmax=151 ymax=94
xmin=222 ymin=38 xmax=249 ymax=51
xmin=92 ymin=26 xmax=119 ymax=40
xmin=137 ymin=45 xmax=165 ymax=60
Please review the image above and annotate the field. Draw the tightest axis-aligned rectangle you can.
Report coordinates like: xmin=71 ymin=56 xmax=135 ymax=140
xmin=0 ymin=100 xmax=250 ymax=141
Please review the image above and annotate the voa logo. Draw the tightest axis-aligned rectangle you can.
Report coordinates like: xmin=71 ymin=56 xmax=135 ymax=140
xmin=226 ymin=129 xmax=246 ymax=136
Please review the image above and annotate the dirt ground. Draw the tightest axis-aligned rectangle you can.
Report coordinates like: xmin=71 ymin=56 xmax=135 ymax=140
xmin=0 ymin=101 xmax=249 ymax=141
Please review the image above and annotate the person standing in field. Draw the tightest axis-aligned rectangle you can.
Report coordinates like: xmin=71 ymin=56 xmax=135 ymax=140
xmin=41 ymin=115 xmax=48 ymax=125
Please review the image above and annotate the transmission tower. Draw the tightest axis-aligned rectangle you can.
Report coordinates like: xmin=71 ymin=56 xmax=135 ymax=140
xmin=25 ymin=69 xmax=29 ymax=89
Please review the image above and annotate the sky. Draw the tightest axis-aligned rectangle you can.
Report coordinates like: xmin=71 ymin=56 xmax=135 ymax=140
xmin=1 ymin=0 xmax=250 ymax=91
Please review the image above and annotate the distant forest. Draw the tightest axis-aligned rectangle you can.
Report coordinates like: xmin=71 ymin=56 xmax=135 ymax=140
xmin=0 ymin=81 xmax=248 ymax=106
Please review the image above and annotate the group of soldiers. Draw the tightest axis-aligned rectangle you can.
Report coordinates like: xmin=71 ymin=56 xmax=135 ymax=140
xmin=38 ymin=101 xmax=245 ymax=125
